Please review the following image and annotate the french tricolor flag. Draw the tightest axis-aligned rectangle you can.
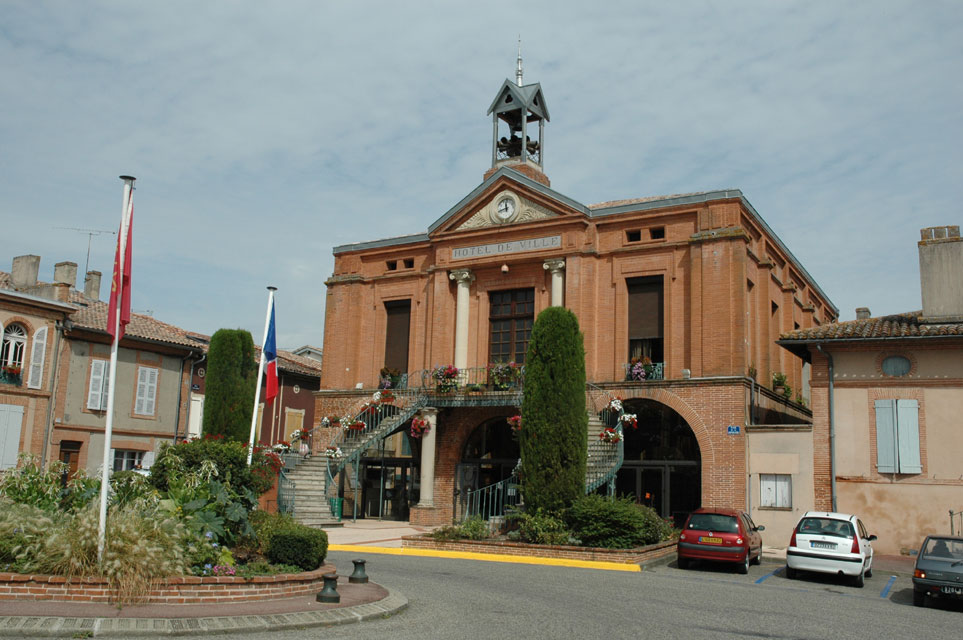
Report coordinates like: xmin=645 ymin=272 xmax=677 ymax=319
xmin=263 ymin=298 xmax=278 ymax=404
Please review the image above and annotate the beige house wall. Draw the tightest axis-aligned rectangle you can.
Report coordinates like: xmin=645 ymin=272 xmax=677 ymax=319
xmin=747 ymin=429 xmax=814 ymax=547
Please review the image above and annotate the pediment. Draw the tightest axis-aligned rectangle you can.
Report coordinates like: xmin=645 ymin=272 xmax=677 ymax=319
xmin=455 ymin=190 xmax=560 ymax=231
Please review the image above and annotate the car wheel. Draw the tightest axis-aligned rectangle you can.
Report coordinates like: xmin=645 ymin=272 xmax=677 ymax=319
xmin=738 ymin=554 xmax=749 ymax=575
xmin=913 ymin=590 xmax=925 ymax=607
xmin=785 ymin=565 xmax=796 ymax=580
xmin=677 ymin=557 xmax=689 ymax=570
xmin=853 ymin=569 xmax=864 ymax=588
xmin=865 ymin=567 xmax=872 ymax=579
xmin=750 ymin=549 xmax=761 ymax=566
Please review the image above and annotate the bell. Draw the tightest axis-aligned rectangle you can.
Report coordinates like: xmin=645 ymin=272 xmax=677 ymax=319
xmin=316 ymin=573 xmax=340 ymax=603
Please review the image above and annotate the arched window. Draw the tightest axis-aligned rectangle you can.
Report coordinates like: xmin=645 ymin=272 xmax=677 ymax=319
xmin=1 ymin=323 xmax=27 ymax=380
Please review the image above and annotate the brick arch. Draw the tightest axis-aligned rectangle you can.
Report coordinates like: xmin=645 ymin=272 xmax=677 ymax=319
xmin=619 ymin=386 xmax=715 ymax=470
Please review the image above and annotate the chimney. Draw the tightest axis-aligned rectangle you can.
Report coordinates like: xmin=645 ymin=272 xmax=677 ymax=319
xmin=84 ymin=270 xmax=102 ymax=300
xmin=11 ymin=255 xmax=40 ymax=289
xmin=855 ymin=307 xmax=871 ymax=320
xmin=919 ymin=225 xmax=963 ymax=323
xmin=54 ymin=261 xmax=78 ymax=288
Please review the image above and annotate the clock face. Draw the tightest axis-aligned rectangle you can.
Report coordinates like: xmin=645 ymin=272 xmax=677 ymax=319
xmin=495 ymin=196 xmax=516 ymax=221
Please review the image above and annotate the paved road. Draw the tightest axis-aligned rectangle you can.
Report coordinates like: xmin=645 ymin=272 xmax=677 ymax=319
xmin=14 ymin=550 xmax=962 ymax=639
xmin=258 ymin=551 xmax=961 ymax=640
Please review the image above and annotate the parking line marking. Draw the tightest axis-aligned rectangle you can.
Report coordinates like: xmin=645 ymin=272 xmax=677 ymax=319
xmin=879 ymin=575 xmax=897 ymax=598
xmin=754 ymin=568 xmax=779 ymax=584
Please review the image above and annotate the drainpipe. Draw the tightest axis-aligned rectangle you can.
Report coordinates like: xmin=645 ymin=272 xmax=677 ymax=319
xmin=816 ymin=344 xmax=837 ymax=512
xmin=40 ymin=319 xmax=67 ymax=466
xmin=171 ymin=351 xmax=197 ymax=443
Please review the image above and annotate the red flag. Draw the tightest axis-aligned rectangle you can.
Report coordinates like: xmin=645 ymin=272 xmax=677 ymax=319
xmin=107 ymin=194 xmax=133 ymax=341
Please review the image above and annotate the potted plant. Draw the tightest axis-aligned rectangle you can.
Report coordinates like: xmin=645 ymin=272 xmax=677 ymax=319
xmin=599 ymin=427 xmax=622 ymax=443
xmin=506 ymin=414 xmax=521 ymax=434
xmin=431 ymin=365 xmax=459 ymax=393
xmin=409 ymin=417 xmax=430 ymax=438
xmin=772 ymin=372 xmax=788 ymax=395
xmin=466 ymin=384 xmax=484 ymax=395
xmin=379 ymin=367 xmax=402 ymax=389
xmin=487 ymin=362 xmax=520 ymax=390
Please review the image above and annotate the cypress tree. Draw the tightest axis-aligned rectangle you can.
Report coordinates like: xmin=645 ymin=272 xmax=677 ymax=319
xmin=202 ymin=328 xmax=257 ymax=442
xmin=520 ymin=306 xmax=587 ymax=513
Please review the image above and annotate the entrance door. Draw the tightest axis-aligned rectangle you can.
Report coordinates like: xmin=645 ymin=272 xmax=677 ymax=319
xmin=359 ymin=458 xmax=416 ymax=520
xmin=59 ymin=441 xmax=82 ymax=487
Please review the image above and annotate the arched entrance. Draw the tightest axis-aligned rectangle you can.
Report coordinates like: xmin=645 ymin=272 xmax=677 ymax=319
xmin=616 ymin=399 xmax=701 ymax=526
xmin=455 ymin=417 xmax=519 ymax=519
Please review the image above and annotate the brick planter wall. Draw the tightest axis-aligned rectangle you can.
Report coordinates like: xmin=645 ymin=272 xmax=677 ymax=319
xmin=402 ymin=535 xmax=677 ymax=564
xmin=0 ymin=564 xmax=335 ymax=604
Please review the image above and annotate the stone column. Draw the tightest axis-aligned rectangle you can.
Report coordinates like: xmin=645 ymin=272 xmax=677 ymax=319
xmin=543 ymin=259 xmax=566 ymax=306
xmin=417 ymin=407 xmax=439 ymax=507
xmin=449 ymin=269 xmax=474 ymax=371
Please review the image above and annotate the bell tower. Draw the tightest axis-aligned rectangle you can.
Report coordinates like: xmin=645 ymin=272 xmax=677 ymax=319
xmin=485 ymin=42 xmax=551 ymax=186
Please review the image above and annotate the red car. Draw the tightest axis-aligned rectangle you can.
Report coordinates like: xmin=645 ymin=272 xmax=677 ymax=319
xmin=677 ymin=508 xmax=765 ymax=574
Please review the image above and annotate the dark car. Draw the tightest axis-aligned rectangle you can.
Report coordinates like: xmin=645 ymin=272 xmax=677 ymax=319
xmin=912 ymin=535 xmax=963 ymax=607
xmin=677 ymin=508 xmax=764 ymax=574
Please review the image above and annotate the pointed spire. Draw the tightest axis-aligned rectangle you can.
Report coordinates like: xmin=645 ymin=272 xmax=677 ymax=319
xmin=516 ymin=36 xmax=523 ymax=86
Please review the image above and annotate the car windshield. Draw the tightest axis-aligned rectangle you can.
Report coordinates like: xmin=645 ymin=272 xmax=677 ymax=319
xmin=687 ymin=513 xmax=739 ymax=533
xmin=922 ymin=538 xmax=963 ymax=561
xmin=797 ymin=517 xmax=853 ymax=538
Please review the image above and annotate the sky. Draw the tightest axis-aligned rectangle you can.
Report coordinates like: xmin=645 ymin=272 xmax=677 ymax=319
xmin=2 ymin=1 xmax=961 ymax=351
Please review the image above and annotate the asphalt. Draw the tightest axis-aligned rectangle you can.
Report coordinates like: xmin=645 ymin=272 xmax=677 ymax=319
xmin=0 ymin=520 xmax=917 ymax=637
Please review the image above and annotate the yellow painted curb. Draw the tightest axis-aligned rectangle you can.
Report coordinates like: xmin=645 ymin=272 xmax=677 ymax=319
xmin=328 ymin=544 xmax=642 ymax=572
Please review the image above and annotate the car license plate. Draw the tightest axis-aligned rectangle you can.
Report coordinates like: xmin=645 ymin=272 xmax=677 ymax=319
xmin=699 ymin=536 xmax=722 ymax=544
xmin=941 ymin=586 xmax=963 ymax=595
xmin=811 ymin=541 xmax=835 ymax=550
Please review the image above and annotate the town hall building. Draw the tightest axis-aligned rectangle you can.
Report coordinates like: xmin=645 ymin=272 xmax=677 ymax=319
xmin=312 ymin=63 xmax=836 ymax=534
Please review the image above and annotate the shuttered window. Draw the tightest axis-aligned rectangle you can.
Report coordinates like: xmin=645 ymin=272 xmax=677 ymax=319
xmin=27 ymin=327 xmax=47 ymax=389
xmin=760 ymin=474 xmax=792 ymax=508
xmin=135 ymin=366 xmax=158 ymax=416
xmin=875 ymin=399 xmax=922 ymax=474
xmin=86 ymin=360 xmax=109 ymax=410
xmin=0 ymin=404 xmax=25 ymax=470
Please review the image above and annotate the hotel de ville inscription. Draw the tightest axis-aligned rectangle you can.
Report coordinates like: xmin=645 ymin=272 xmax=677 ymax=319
xmin=451 ymin=235 xmax=561 ymax=260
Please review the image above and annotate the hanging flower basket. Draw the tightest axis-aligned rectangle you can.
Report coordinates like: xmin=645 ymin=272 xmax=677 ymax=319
xmin=506 ymin=414 xmax=522 ymax=433
xmin=348 ymin=420 xmax=366 ymax=431
xmin=619 ymin=413 xmax=638 ymax=430
xmin=608 ymin=397 xmax=623 ymax=413
xmin=272 ymin=441 xmax=291 ymax=453
xmin=409 ymin=417 xmax=430 ymax=438
xmin=324 ymin=446 xmax=345 ymax=459
xmin=487 ymin=362 xmax=520 ymax=390
xmin=599 ymin=427 xmax=622 ymax=444
xmin=432 ymin=365 xmax=459 ymax=393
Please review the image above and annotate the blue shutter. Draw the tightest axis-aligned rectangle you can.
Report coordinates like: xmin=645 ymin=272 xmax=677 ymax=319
xmin=874 ymin=400 xmax=897 ymax=473
xmin=896 ymin=399 xmax=922 ymax=473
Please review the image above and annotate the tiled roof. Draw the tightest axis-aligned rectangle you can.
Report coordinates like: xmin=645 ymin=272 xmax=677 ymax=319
xmin=779 ymin=311 xmax=963 ymax=342
xmin=0 ymin=272 xmax=10 ymax=288
xmin=67 ymin=290 xmax=206 ymax=350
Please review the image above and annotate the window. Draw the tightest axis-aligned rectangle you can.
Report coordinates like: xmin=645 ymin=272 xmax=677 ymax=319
xmin=625 ymin=230 xmax=642 ymax=243
xmin=760 ymin=474 xmax=792 ymax=508
xmin=386 ymin=260 xmax=397 ymax=271
xmin=112 ymin=449 xmax=144 ymax=471
xmin=627 ymin=276 xmax=664 ymax=364
xmin=26 ymin=327 xmax=47 ymax=389
xmin=86 ymin=360 xmax=110 ymax=410
xmin=881 ymin=355 xmax=911 ymax=377
xmin=875 ymin=399 xmax=921 ymax=474
xmin=489 ymin=289 xmax=534 ymax=364
xmin=403 ymin=258 xmax=414 ymax=269
xmin=134 ymin=366 xmax=158 ymax=416
xmin=1 ymin=323 xmax=26 ymax=383
xmin=650 ymin=226 xmax=665 ymax=240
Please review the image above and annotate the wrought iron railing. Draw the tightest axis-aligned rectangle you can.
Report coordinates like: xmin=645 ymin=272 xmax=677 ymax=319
xmin=622 ymin=361 xmax=665 ymax=381
xmin=276 ymin=454 xmax=300 ymax=515
xmin=585 ymin=383 xmax=625 ymax=494
xmin=463 ymin=472 xmax=522 ymax=522
xmin=419 ymin=365 xmax=525 ymax=393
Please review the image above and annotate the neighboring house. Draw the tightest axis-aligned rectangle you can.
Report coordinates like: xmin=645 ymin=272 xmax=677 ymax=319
xmin=292 ymin=345 xmax=323 ymax=364
xmin=186 ymin=345 xmax=324 ymax=448
xmin=3 ymin=255 xmax=205 ymax=476
xmin=0 ymin=258 xmax=75 ymax=469
xmin=314 ymin=71 xmax=836 ymax=527
xmin=778 ymin=225 xmax=963 ymax=554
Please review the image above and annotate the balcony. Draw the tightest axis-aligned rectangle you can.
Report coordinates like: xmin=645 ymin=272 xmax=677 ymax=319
xmin=0 ymin=368 xmax=23 ymax=386
xmin=623 ymin=361 xmax=664 ymax=382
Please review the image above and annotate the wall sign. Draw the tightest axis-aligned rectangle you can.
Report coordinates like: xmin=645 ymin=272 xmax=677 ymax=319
xmin=727 ymin=425 xmax=741 ymax=435
xmin=452 ymin=235 xmax=561 ymax=260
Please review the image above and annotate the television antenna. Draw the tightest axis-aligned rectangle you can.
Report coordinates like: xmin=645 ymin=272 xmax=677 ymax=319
xmin=54 ymin=227 xmax=116 ymax=276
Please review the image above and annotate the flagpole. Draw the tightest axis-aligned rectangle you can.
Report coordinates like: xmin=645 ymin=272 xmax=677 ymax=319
xmin=248 ymin=286 xmax=277 ymax=464
xmin=98 ymin=175 xmax=135 ymax=564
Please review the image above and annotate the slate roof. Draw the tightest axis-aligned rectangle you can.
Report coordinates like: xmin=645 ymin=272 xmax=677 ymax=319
xmin=588 ymin=192 xmax=710 ymax=210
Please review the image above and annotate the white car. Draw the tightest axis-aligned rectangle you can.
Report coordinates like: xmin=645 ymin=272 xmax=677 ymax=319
xmin=785 ymin=511 xmax=876 ymax=587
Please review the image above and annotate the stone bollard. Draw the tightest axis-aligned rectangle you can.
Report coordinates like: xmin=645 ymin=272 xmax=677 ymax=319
xmin=316 ymin=573 xmax=340 ymax=603
xmin=349 ymin=559 xmax=369 ymax=584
